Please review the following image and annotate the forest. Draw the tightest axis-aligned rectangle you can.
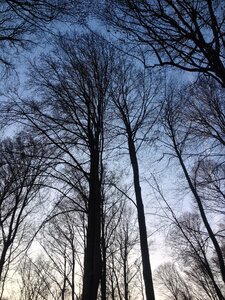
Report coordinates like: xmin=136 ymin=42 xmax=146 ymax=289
xmin=0 ymin=1 xmax=224 ymax=300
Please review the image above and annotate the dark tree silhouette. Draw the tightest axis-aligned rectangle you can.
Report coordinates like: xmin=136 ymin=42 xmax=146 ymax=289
xmin=0 ymin=133 xmax=51 ymax=296
xmin=4 ymin=33 xmax=122 ymax=300
xmin=156 ymin=84 xmax=225 ymax=299
xmin=111 ymin=62 xmax=162 ymax=300
xmin=0 ymin=0 xmax=68 ymax=71
xmin=155 ymin=263 xmax=193 ymax=300
xmin=105 ymin=0 xmax=225 ymax=86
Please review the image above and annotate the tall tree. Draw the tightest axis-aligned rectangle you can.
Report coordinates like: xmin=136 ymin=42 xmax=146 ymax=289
xmin=4 ymin=33 xmax=120 ymax=300
xmin=111 ymin=62 xmax=162 ymax=300
xmin=169 ymin=213 xmax=225 ymax=300
xmin=152 ymin=178 xmax=225 ymax=300
xmin=0 ymin=133 xmax=51 ymax=297
xmin=159 ymin=84 xmax=225 ymax=294
xmin=40 ymin=206 xmax=81 ymax=300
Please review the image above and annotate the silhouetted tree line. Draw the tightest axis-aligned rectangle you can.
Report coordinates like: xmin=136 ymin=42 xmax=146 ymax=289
xmin=0 ymin=1 xmax=224 ymax=300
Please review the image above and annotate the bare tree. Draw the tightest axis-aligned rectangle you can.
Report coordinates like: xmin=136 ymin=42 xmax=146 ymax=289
xmin=4 ymin=33 xmax=122 ymax=300
xmin=155 ymin=263 xmax=193 ymax=300
xmin=170 ymin=213 xmax=224 ymax=300
xmin=155 ymin=84 xmax=225 ymax=299
xmin=105 ymin=0 xmax=225 ymax=86
xmin=18 ymin=255 xmax=53 ymax=300
xmin=0 ymin=0 xmax=69 ymax=73
xmin=110 ymin=61 xmax=162 ymax=300
xmin=99 ymin=171 xmax=126 ymax=300
xmin=185 ymin=77 xmax=225 ymax=148
xmin=39 ymin=194 xmax=88 ymax=300
xmin=104 ymin=200 xmax=141 ymax=300
xmin=0 ymin=133 xmax=52 ymax=298
xmin=151 ymin=177 xmax=225 ymax=300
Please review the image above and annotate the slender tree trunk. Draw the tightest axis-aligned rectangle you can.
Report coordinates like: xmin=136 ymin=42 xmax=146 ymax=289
xmin=62 ymin=251 xmax=67 ymax=300
xmin=71 ymin=246 xmax=75 ymax=300
xmin=110 ymin=275 xmax=115 ymax=300
xmin=0 ymin=241 xmax=10 ymax=283
xmin=101 ymin=215 xmax=107 ymax=300
xmin=0 ymin=251 xmax=6 ymax=284
xmin=175 ymin=153 xmax=225 ymax=299
xmin=127 ymin=134 xmax=155 ymax=300
xmin=167 ymin=124 xmax=225 ymax=299
xmin=101 ymin=244 xmax=107 ymax=300
xmin=123 ymin=239 xmax=129 ymax=300
xmin=82 ymin=148 xmax=102 ymax=300
xmin=170 ymin=128 xmax=225 ymax=286
xmin=112 ymin=255 xmax=122 ymax=300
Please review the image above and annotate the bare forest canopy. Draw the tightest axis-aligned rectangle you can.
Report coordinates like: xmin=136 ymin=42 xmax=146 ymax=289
xmin=0 ymin=1 xmax=224 ymax=300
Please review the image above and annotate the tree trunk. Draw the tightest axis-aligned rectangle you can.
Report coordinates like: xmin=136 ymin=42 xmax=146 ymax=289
xmin=0 ymin=241 xmax=10 ymax=283
xmin=101 ymin=215 xmax=107 ymax=300
xmin=174 ymin=149 xmax=225 ymax=300
xmin=127 ymin=134 xmax=155 ymax=300
xmin=171 ymin=131 xmax=225 ymax=285
xmin=82 ymin=148 xmax=102 ymax=300
xmin=123 ymin=239 xmax=129 ymax=300
xmin=168 ymin=125 xmax=225 ymax=300
xmin=71 ymin=246 xmax=75 ymax=300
